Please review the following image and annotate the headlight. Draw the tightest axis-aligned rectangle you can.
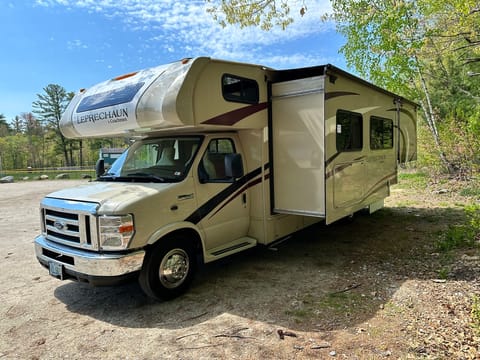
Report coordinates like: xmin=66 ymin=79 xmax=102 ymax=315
xmin=98 ymin=214 xmax=135 ymax=250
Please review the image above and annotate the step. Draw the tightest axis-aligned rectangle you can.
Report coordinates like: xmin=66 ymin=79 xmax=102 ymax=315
xmin=205 ymin=237 xmax=257 ymax=262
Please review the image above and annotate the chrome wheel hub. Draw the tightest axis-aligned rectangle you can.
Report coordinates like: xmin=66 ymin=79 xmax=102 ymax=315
xmin=159 ymin=248 xmax=189 ymax=288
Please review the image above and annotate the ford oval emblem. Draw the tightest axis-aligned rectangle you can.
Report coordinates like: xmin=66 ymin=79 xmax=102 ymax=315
xmin=54 ymin=221 xmax=66 ymax=231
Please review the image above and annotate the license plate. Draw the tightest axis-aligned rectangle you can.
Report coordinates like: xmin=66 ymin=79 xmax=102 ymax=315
xmin=49 ymin=261 xmax=64 ymax=280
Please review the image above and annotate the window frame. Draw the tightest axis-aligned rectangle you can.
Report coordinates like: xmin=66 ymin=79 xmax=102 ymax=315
xmin=370 ymin=116 xmax=394 ymax=150
xmin=221 ymin=73 xmax=259 ymax=104
xmin=336 ymin=109 xmax=364 ymax=152
xmin=199 ymin=138 xmax=237 ymax=183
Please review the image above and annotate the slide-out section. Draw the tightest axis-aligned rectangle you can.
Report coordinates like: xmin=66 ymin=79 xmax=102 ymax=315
xmin=270 ymin=76 xmax=326 ymax=217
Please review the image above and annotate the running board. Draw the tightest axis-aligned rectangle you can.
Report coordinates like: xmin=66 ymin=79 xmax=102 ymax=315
xmin=205 ymin=237 xmax=257 ymax=262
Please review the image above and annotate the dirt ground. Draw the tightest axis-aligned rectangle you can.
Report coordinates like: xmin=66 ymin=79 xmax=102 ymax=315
xmin=1 ymin=178 xmax=479 ymax=359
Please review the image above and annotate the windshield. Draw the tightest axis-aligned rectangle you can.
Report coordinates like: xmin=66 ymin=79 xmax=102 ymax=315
xmin=100 ymin=136 xmax=202 ymax=182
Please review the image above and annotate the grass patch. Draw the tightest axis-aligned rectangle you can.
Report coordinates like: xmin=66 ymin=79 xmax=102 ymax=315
xmin=460 ymin=187 xmax=480 ymax=197
xmin=436 ymin=204 xmax=480 ymax=251
xmin=397 ymin=171 xmax=429 ymax=189
xmin=437 ymin=267 xmax=449 ymax=279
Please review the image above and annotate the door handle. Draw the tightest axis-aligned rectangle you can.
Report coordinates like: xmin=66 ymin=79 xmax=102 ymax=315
xmin=178 ymin=193 xmax=194 ymax=201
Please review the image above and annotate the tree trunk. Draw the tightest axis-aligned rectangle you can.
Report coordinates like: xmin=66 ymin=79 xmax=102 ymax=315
xmin=60 ymin=133 xmax=69 ymax=167
xmin=418 ymin=68 xmax=456 ymax=173
xmin=79 ymin=140 xmax=83 ymax=167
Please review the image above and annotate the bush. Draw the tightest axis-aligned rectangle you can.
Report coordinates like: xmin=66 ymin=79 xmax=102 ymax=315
xmin=437 ymin=204 xmax=480 ymax=251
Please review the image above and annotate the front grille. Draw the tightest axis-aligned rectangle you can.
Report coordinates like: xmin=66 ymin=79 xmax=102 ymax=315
xmin=41 ymin=197 xmax=99 ymax=250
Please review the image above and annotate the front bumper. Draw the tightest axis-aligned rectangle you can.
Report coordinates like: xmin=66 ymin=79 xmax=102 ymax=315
xmin=35 ymin=235 xmax=145 ymax=286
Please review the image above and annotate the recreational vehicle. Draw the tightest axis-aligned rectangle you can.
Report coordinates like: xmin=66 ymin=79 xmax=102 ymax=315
xmin=34 ymin=57 xmax=417 ymax=300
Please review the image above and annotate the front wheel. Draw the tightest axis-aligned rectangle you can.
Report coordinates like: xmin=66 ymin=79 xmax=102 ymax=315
xmin=139 ymin=236 xmax=196 ymax=300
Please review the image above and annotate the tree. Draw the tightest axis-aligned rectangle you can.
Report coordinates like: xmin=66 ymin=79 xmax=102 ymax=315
xmin=205 ymin=0 xmax=299 ymax=30
xmin=33 ymin=85 xmax=75 ymax=166
xmin=0 ymin=113 xmax=11 ymax=137
xmin=11 ymin=115 xmax=24 ymax=134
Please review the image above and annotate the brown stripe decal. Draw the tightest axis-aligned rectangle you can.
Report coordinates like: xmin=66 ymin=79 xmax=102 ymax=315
xmin=202 ymin=102 xmax=268 ymax=126
xmin=208 ymin=172 xmax=270 ymax=220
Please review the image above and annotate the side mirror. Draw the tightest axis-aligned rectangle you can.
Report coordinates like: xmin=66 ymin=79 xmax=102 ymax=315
xmin=224 ymin=153 xmax=244 ymax=180
xmin=95 ymin=158 xmax=105 ymax=177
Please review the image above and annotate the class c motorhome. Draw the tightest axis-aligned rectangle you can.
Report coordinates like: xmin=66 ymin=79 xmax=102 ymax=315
xmin=34 ymin=57 xmax=417 ymax=300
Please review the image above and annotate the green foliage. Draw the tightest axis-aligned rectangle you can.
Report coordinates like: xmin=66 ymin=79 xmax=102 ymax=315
xmin=33 ymin=84 xmax=76 ymax=166
xmin=397 ymin=171 xmax=429 ymax=189
xmin=328 ymin=0 xmax=424 ymax=97
xmin=437 ymin=204 xmax=480 ymax=251
xmin=205 ymin=0 xmax=295 ymax=30
xmin=460 ymin=187 xmax=480 ymax=197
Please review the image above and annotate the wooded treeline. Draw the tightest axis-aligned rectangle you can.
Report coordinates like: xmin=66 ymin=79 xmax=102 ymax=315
xmin=0 ymin=85 xmax=127 ymax=171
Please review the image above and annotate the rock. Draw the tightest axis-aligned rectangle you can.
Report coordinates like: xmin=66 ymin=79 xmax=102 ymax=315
xmin=39 ymin=175 xmax=49 ymax=180
xmin=22 ymin=176 xmax=29 ymax=181
xmin=461 ymin=254 xmax=479 ymax=261
xmin=0 ymin=176 xmax=14 ymax=183
xmin=55 ymin=173 xmax=70 ymax=179
xmin=82 ymin=174 xmax=92 ymax=179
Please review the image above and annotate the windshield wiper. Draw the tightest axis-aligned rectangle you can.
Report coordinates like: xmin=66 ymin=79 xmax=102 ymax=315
xmin=97 ymin=173 xmax=117 ymax=181
xmin=126 ymin=173 xmax=166 ymax=182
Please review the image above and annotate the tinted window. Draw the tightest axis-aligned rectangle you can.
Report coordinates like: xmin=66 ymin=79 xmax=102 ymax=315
xmin=370 ymin=116 xmax=393 ymax=150
xmin=222 ymin=74 xmax=259 ymax=104
xmin=336 ymin=110 xmax=363 ymax=152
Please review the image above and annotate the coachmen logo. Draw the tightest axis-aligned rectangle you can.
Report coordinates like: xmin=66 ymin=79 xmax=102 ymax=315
xmin=54 ymin=221 xmax=67 ymax=231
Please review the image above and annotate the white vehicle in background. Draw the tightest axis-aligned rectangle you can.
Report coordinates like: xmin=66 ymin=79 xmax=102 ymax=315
xmin=34 ymin=57 xmax=417 ymax=300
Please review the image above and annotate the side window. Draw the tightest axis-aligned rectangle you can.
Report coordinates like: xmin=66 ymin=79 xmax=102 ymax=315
xmin=222 ymin=74 xmax=259 ymax=104
xmin=370 ymin=116 xmax=393 ymax=150
xmin=200 ymin=138 xmax=236 ymax=182
xmin=336 ymin=109 xmax=363 ymax=152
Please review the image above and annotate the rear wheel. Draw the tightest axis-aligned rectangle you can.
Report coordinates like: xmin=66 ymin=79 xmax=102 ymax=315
xmin=139 ymin=236 xmax=196 ymax=300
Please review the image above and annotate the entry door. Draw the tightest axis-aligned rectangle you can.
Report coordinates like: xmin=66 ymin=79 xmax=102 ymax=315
xmin=195 ymin=137 xmax=249 ymax=251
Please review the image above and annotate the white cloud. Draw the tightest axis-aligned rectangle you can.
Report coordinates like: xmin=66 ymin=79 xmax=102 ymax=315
xmin=67 ymin=39 xmax=88 ymax=50
xmin=35 ymin=0 xmax=337 ymax=68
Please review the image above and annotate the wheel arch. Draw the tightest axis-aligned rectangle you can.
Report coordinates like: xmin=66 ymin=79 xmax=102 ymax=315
xmin=146 ymin=222 xmax=204 ymax=262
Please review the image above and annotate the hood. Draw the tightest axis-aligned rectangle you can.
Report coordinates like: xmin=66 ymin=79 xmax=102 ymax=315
xmin=46 ymin=181 xmax=175 ymax=213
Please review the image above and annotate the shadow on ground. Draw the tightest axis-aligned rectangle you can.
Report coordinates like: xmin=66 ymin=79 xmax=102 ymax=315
xmin=54 ymin=205 xmax=466 ymax=331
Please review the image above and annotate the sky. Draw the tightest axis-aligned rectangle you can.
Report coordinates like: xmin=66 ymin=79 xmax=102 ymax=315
xmin=0 ymin=0 xmax=346 ymax=122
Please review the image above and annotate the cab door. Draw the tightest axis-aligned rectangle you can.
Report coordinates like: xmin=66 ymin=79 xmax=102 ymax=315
xmin=193 ymin=136 xmax=249 ymax=251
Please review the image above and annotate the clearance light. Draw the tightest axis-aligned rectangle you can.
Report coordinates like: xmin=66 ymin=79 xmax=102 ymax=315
xmin=112 ymin=71 xmax=138 ymax=81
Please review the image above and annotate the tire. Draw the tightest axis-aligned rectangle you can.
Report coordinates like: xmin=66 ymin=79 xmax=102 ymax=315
xmin=139 ymin=236 xmax=196 ymax=300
